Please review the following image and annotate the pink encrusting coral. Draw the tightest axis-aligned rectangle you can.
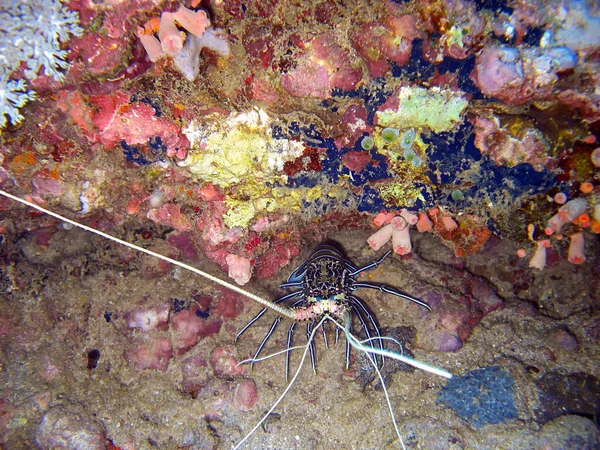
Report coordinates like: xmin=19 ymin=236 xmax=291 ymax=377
xmin=125 ymin=304 xmax=170 ymax=332
xmin=89 ymin=91 xmax=189 ymax=159
xmin=172 ymin=305 xmax=222 ymax=355
xmin=473 ymin=115 xmax=551 ymax=171
xmin=472 ymin=45 xmax=576 ymax=105
xmin=233 ymin=379 xmax=259 ymax=412
xmin=147 ymin=203 xmax=193 ymax=232
xmin=350 ymin=15 xmax=423 ymax=78
xmin=280 ymin=33 xmax=363 ymax=98
xmin=226 ymin=254 xmax=252 ymax=286
xmin=124 ymin=335 xmax=173 ymax=372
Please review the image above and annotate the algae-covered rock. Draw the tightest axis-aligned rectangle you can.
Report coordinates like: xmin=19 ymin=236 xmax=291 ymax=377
xmin=376 ymin=86 xmax=468 ymax=133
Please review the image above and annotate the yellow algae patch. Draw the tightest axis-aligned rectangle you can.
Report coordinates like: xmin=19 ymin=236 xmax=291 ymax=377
xmin=181 ymin=109 xmax=305 ymax=188
xmin=180 ymin=109 xmax=318 ymax=227
xmin=376 ymin=157 xmax=430 ymax=207
xmin=376 ymin=86 xmax=468 ymax=134
xmin=445 ymin=25 xmax=466 ymax=49
xmin=224 ymin=201 xmax=257 ymax=228
xmin=182 ymin=128 xmax=304 ymax=187
xmin=223 ymin=185 xmax=325 ymax=228
xmin=378 ymin=181 xmax=425 ymax=207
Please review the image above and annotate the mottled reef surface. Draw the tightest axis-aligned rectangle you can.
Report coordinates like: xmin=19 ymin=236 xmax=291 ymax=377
xmin=0 ymin=222 xmax=598 ymax=449
xmin=1 ymin=0 xmax=600 ymax=448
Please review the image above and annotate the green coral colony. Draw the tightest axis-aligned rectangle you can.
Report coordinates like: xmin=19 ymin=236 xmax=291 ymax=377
xmin=400 ymin=128 xmax=416 ymax=149
xmin=381 ymin=127 xmax=400 ymax=144
xmin=452 ymin=189 xmax=465 ymax=201
xmin=361 ymin=136 xmax=375 ymax=150
xmin=411 ymin=155 xmax=423 ymax=168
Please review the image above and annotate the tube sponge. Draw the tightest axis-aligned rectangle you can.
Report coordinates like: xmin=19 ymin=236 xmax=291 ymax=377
xmin=138 ymin=5 xmax=229 ymax=81
xmin=368 ymin=209 xmax=417 ymax=255
xmin=529 ymin=240 xmax=549 ymax=270
xmin=367 ymin=224 xmax=393 ymax=251
xmin=157 ymin=6 xmax=211 ymax=56
xmin=136 ymin=27 xmax=164 ymax=62
xmin=159 ymin=12 xmax=185 ymax=56
xmin=568 ymin=232 xmax=586 ymax=264
xmin=391 ymin=216 xmax=410 ymax=255
xmin=416 ymin=212 xmax=432 ymax=232
xmin=392 ymin=209 xmax=417 ymax=255
xmin=171 ymin=5 xmax=210 ymax=38
xmin=548 ymin=198 xmax=588 ymax=233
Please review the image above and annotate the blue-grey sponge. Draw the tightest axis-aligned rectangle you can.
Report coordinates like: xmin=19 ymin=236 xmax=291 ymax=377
xmin=437 ymin=366 xmax=518 ymax=428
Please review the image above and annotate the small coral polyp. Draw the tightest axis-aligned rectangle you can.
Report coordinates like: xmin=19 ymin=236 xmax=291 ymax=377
xmin=400 ymin=129 xmax=417 ymax=149
xmin=361 ymin=135 xmax=375 ymax=150
xmin=592 ymin=148 xmax=600 ymax=168
xmin=528 ymin=188 xmax=598 ymax=270
xmin=381 ymin=127 xmax=400 ymax=144
xmin=373 ymin=125 xmax=425 ymax=168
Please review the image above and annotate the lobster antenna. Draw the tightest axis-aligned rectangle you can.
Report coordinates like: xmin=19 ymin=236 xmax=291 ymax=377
xmin=234 ymin=315 xmax=329 ymax=450
xmin=0 ymin=189 xmax=295 ymax=320
xmin=340 ymin=310 xmax=452 ymax=379
xmin=353 ymin=325 xmax=407 ymax=450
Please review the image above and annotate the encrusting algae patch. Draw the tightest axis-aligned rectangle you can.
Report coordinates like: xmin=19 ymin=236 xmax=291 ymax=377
xmin=376 ymin=86 xmax=469 ymax=134
xmin=181 ymin=109 xmax=305 ymax=187
xmin=181 ymin=109 xmax=336 ymax=228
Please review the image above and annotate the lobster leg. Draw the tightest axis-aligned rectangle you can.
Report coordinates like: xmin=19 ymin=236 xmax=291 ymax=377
xmin=236 ymin=309 xmax=268 ymax=342
xmin=352 ymin=282 xmax=431 ymax=310
xmin=306 ymin=321 xmax=317 ymax=373
xmin=251 ymin=316 xmax=282 ymax=368
xmin=349 ymin=296 xmax=384 ymax=367
xmin=235 ymin=290 xmax=302 ymax=341
xmin=321 ymin=321 xmax=329 ymax=349
xmin=279 ymin=281 xmax=303 ymax=289
xmin=286 ymin=322 xmax=296 ymax=382
xmin=275 ymin=290 xmax=305 ymax=303
xmin=349 ymin=301 xmax=382 ymax=367
xmin=345 ymin=334 xmax=351 ymax=370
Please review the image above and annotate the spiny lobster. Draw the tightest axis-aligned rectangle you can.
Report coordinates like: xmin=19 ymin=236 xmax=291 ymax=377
xmin=236 ymin=242 xmax=431 ymax=379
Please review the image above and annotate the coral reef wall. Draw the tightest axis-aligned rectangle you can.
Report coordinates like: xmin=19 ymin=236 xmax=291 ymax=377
xmin=1 ymin=0 xmax=599 ymax=281
xmin=0 ymin=1 xmax=599 ymax=448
